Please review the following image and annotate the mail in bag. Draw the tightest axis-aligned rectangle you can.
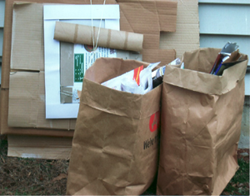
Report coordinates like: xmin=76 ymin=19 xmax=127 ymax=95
xmin=157 ymin=48 xmax=248 ymax=195
xmin=67 ymin=58 xmax=161 ymax=195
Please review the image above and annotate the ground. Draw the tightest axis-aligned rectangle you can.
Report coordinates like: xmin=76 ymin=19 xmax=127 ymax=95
xmin=0 ymin=137 xmax=249 ymax=195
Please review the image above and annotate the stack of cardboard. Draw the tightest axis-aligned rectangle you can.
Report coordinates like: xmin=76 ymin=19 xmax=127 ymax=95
xmin=0 ymin=0 xmax=199 ymax=159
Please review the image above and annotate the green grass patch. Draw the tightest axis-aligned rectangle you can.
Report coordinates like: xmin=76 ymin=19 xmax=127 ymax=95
xmin=223 ymin=159 xmax=249 ymax=195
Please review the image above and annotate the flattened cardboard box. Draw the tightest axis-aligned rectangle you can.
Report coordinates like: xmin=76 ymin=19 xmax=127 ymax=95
xmin=1 ymin=0 xmax=200 ymax=88
xmin=1 ymin=0 xmax=200 ymax=135
xmin=7 ymin=0 xmax=177 ymax=130
xmin=9 ymin=0 xmax=177 ymax=73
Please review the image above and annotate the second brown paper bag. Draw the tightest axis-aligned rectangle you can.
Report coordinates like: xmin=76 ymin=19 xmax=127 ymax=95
xmin=157 ymin=48 xmax=248 ymax=195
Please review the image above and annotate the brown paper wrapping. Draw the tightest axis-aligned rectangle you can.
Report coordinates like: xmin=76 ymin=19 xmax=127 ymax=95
xmin=54 ymin=21 xmax=144 ymax=52
xmin=157 ymin=48 xmax=248 ymax=195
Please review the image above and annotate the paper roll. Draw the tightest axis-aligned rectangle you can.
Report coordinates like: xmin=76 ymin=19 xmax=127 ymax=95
xmin=54 ymin=21 xmax=144 ymax=52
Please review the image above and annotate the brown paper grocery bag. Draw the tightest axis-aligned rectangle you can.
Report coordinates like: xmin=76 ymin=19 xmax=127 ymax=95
xmin=67 ymin=58 xmax=161 ymax=195
xmin=157 ymin=48 xmax=248 ymax=195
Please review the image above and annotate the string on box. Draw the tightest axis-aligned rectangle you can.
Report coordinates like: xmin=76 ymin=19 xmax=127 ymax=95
xmin=88 ymin=0 xmax=106 ymax=68
xmin=61 ymin=0 xmax=106 ymax=99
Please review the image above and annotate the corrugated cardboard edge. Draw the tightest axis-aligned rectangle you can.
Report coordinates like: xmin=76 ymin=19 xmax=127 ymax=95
xmin=1 ymin=0 xmax=13 ymax=89
xmin=11 ymin=2 xmax=44 ymax=71
xmin=160 ymin=0 xmax=200 ymax=59
xmin=142 ymin=49 xmax=176 ymax=65
xmin=8 ymin=135 xmax=72 ymax=159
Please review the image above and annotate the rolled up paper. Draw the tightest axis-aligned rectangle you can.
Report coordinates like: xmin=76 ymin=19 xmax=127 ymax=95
xmin=54 ymin=21 xmax=144 ymax=52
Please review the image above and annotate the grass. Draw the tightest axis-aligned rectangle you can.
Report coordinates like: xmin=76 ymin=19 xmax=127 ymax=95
xmin=223 ymin=158 xmax=249 ymax=195
xmin=0 ymin=137 xmax=249 ymax=195
xmin=0 ymin=138 xmax=68 ymax=195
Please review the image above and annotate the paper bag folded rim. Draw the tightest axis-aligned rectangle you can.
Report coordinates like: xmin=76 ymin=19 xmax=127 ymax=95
xmin=83 ymin=58 xmax=161 ymax=119
xmin=164 ymin=48 xmax=248 ymax=95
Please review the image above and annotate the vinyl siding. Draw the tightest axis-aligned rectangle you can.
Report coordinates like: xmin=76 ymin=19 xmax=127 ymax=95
xmin=0 ymin=0 xmax=5 ymax=63
xmin=199 ymin=0 xmax=250 ymax=95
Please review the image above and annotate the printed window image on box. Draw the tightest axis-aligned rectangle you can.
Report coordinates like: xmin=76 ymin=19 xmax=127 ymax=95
xmin=60 ymin=44 xmax=117 ymax=104
xmin=74 ymin=54 xmax=84 ymax=82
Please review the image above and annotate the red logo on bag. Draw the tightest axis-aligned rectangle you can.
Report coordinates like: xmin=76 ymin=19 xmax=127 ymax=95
xmin=149 ymin=111 xmax=160 ymax=132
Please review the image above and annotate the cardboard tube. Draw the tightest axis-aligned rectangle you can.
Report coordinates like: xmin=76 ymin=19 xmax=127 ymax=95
xmin=54 ymin=21 xmax=144 ymax=52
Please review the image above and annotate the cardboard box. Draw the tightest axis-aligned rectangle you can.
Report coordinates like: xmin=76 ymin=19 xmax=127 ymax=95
xmin=1 ymin=0 xmax=200 ymax=135
xmin=5 ymin=0 xmax=177 ymax=130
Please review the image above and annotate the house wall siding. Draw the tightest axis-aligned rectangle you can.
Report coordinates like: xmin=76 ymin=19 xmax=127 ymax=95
xmin=199 ymin=0 xmax=250 ymax=96
xmin=199 ymin=0 xmax=250 ymax=149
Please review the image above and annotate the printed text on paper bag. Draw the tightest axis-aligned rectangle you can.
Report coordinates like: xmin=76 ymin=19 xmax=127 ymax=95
xmin=143 ymin=111 xmax=160 ymax=150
